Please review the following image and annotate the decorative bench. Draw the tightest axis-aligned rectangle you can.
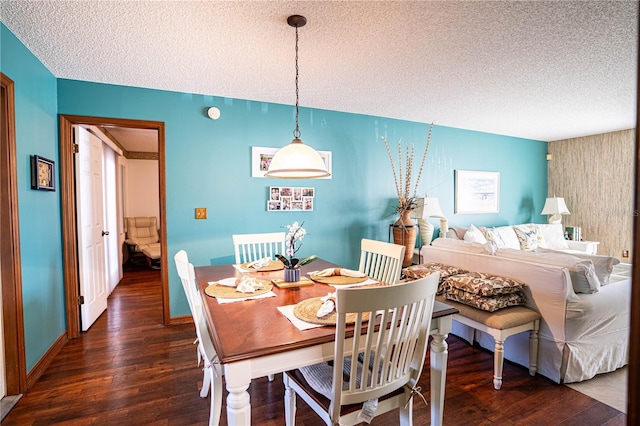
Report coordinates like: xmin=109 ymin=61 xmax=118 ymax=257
xmin=436 ymin=296 xmax=540 ymax=389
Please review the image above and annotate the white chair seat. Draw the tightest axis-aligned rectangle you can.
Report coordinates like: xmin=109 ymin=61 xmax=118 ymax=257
xmin=283 ymin=273 xmax=439 ymax=425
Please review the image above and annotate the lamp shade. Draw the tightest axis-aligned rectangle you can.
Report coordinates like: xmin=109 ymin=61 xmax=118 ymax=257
xmin=412 ymin=197 xmax=445 ymax=219
xmin=264 ymin=138 xmax=330 ymax=178
xmin=541 ymin=196 xmax=570 ymax=224
xmin=412 ymin=197 xmax=447 ymax=244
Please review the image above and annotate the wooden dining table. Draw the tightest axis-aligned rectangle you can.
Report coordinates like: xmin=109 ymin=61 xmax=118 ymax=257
xmin=194 ymin=258 xmax=458 ymax=426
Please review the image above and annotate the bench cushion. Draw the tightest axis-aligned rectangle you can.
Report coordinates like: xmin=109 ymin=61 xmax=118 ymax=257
xmin=403 ymin=262 xmax=468 ymax=294
xmin=443 ymin=289 xmax=525 ymax=312
xmin=436 ymin=296 xmax=540 ymax=329
xmin=443 ymin=272 xmax=526 ymax=296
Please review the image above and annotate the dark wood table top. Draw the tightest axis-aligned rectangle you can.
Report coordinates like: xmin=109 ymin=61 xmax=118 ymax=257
xmin=194 ymin=259 xmax=458 ymax=364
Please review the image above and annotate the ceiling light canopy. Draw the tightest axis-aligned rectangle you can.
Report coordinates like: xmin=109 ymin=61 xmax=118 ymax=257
xmin=265 ymin=15 xmax=330 ymax=179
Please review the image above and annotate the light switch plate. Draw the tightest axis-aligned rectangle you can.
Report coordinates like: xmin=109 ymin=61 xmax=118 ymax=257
xmin=195 ymin=208 xmax=207 ymax=219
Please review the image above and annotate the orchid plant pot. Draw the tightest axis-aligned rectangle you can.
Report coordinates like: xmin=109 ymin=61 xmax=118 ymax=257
xmin=284 ymin=268 xmax=301 ymax=283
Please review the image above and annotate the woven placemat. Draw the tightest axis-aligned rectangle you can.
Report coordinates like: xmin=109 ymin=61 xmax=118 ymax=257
xmin=241 ymin=260 xmax=284 ymax=272
xmin=272 ymin=276 xmax=315 ymax=288
xmin=293 ymin=297 xmax=371 ymax=325
xmin=205 ymin=279 xmax=273 ymax=299
xmin=309 ymin=274 xmax=368 ymax=285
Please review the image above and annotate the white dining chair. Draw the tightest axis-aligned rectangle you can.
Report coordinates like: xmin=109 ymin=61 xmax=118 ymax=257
xmin=282 ymin=272 xmax=439 ymax=425
xmin=358 ymin=238 xmax=406 ymax=284
xmin=175 ymin=250 xmax=223 ymax=426
xmin=232 ymin=232 xmax=286 ymax=382
xmin=232 ymin=232 xmax=286 ymax=264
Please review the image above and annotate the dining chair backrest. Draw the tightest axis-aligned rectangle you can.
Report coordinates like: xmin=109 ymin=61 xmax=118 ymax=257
xmin=174 ymin=250 xmax=200 ymax=318
xmin=232 ymin=232 xmax=286 ymax=264
xmin=330 ymin=273 xmax=439 ymax=421
xmin=358 ymin=238 xmax=405 ymax=284
xmin=174 ymin=249 xmax=222 ymax=426
xmin=174 ymin=249 xmax=218 ymax=365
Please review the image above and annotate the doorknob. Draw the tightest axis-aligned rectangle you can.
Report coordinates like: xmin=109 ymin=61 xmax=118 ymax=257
xmin=102 ymin=231 xmax=109 ymax=236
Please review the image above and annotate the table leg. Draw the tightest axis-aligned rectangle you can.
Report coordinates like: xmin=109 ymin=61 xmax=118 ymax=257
xmin=430 ymin=331 xmax=449 ymax=426
xmin=224 ymin=361 xmax=252 ymax=425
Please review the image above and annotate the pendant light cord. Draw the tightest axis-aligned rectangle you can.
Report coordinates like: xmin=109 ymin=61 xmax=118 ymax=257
xmin=293 ymin=25 xmax=301 ymax=139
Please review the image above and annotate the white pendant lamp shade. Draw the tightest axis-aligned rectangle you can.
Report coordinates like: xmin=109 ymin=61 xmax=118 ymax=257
xmin=264 ymin=137 xmax=329 ymax=178
xmin=265 ymin=14 xmax=330 ymax=179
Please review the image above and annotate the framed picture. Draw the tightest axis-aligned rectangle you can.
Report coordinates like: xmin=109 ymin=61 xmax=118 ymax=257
xmin=31 ymin=155 xmax=55 ymax=191
xmin=455 ymin=170 xmax=499 ymax=214
xmin=267 ymin=186 xmax=314 ymax=211
xmin=251 ymin=146 xmax=332 ymax=179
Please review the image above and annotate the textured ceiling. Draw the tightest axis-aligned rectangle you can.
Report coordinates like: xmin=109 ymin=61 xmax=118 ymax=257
xmin=1 ymin=1 xmax=637 ymax=141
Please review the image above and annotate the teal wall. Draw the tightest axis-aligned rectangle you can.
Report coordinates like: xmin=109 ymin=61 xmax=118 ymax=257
xmin=57 ymin=79 xmax=548 ymax=319
xmin=2 ymin=22 xmax=548 ymax=373
xmin=1 ymin=24 xmax=65 ymax=372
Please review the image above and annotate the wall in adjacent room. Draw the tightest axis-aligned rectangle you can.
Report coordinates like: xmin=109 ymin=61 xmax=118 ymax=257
xmin=57 ymin=79 xmax=549 ymax=318
xmin=126 ymin=159 xmax=160 ymax=221
xmin=0 ymin=24 xmax=65 ymax=372
xmin=548 ymin=129 xmax=635 ymax=259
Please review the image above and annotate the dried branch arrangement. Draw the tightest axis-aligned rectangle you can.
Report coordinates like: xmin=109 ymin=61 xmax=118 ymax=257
xmin=382 ymin=122 xmax=434 ymax=214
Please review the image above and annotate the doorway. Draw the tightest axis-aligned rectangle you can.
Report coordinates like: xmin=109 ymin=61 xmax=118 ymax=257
xmin=59 ymin=115 xmax=168 ymax=339
xmin=0 ymin=74 xmax=26 ymax=396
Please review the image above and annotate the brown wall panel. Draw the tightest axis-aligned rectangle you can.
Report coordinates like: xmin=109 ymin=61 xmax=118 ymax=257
xmin=548 ymin=129 xmax=634 ymax=259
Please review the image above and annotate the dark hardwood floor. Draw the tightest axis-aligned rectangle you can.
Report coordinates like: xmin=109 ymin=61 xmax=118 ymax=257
xmin=3 ymin=265 xmax=626 ymax=425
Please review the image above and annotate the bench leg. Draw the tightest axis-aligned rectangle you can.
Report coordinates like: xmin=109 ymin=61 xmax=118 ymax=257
xmin=528 ymin=321 xmax=540 ymax=376
xmin=493 ymin=340 xmax=504 ymax=390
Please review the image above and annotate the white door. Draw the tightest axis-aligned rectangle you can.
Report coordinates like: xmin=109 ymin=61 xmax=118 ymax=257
xmin=102 ymin=145 xmax=121 ymax=294
xmin=75 ymin=126 xmax=108 ymax=331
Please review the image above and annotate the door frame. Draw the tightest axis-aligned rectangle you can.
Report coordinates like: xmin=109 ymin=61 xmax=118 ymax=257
xmin=59 ymin=115 xmax=168 ymax=338
xmin=0 ymin=73 xmax=27 ymax=393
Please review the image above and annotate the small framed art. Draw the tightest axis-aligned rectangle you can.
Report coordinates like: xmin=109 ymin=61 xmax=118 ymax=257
xmin=455 ymin=170 xmax=499 ymax=214
xmin=31 ymin=155 xmax=55 ymax=191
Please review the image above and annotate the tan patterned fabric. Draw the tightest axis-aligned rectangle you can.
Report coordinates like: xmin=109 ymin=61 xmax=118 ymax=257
xmin=513 ymin=224 xmax=543 ymax=251
xmin=480 ymin=226 xmax=506 ymax=248
xmin=444 ymin=288 xmax=526 ymax=312
xmin=403 ymin=263 xmax=468 ymax=294
xmin=443 ymin=272 xmax=526 ymax=296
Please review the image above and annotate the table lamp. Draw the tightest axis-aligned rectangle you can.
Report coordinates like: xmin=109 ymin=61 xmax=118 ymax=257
xmin=412 ymin=197 xmax=447 ymax=245
xmin=541 ymin=196 xmax=571 ymax=224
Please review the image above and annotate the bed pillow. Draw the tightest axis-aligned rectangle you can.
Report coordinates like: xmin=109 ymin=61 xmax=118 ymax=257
xmin=480 ymin=227 xmax=506 ymax=249
xmin=513 ymin=224 xmax=544 ymax=251
xmin=431 ymin=237 xmax=495 ymax=255
xmin=443 ymin=288 xmax=526 ymax=312
xmin=495 ymin=249 xmax=600 ymax=293
xmin=464 ymin=224 xmax=487 ymax=244
xmin=537 ymin=248 xmax=620 ymax=286
xmin=443 ymin=271 xmax=526 ymax=297
xmin=403 ymin=262 xmax=468 ymax=294
xmin=536 ymin=223 xmax=569 ymax=250
xmin=493 ymin=226 xmax=521 ymax=249
xmin=447 ymin=227 xmax=467 ymax=240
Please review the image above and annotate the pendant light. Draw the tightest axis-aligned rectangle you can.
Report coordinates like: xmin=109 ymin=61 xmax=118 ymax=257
xmin=265 ymin=15 xmax=330 ymax=179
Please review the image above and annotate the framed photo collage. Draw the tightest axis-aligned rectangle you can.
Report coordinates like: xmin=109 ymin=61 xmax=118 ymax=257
xmin=267 ymin=186 xmax=315 ymax=212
